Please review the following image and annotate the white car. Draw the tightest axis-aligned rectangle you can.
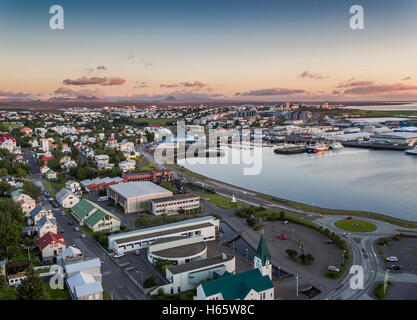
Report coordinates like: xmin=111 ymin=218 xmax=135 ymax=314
xmin=81 ymin=234 xmax=86 ymax=239
xmin=386 ymin=256 xmax=398 ymax=262
xmin=114 ymin=252 xmax=125 ymax=258
xmin=343 ymin=232 xmax=351 ymax=238
xmin=97 ymin=196 xmax=109 ymax=202
xmin=328 ymin=265 xmax=340 ymax=272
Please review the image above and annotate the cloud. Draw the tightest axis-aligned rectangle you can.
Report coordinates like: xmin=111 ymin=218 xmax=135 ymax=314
xmin=102 ymin=77 xmax=126 ymax=86
xmin=299 ymin=71 xmax=326 ymax=80
xmin=97 ymin=65 xmax=106 ymax=70
xmin=63 ymin=76 xmax=126 ymax=86
xmin=236 ymin=88 xmax=306 ymax=96
xmin=343 ymin=83 xmax=417 ymax=95
xmin=336 ymin=80 xmax=374 ymax=88
xmin=0 ymin=90 xmax=34 ymax=99
xmin=134 ymin=81 xmax=149 ymax=89
xmin=402 ymin=76 xmax=411 ymax=81
xmin=332 ymin=90 xmax=341 ymax=95
xmin=160 ymin=81 xmax=206 ymax=89
xmin=53 ymin=87 xmax=100 ymax=97
xmin=63 ymin=77 xmax=108 ymax=86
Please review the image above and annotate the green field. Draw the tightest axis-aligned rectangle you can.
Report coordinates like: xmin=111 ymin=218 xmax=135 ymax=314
xmin=133 ymin=118 xmax=179 ymax=126
xmin=335 ymin=219 xmax=377 ymax=232
xmin=200 ymin=193 xmax=243 ymax=209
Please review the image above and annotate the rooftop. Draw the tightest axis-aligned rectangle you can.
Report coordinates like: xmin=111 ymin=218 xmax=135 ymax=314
xmin=167 ymin=253 xmax=234 ymax=275
xmin=108 ymin=181 xmax=172 ymax=198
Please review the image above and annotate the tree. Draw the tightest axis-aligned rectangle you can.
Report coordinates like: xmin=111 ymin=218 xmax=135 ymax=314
xmin=22 ymin=181 xmax=41 ymax=199
xmin=0 ymin=181 xmax=11 ymax=195
xmin=47 ymin=158 xmax=60 ymax=171
xmin=285 ymin=249 xmax=298 ymax=258
xmin=16 ymin=265 xmax=45 ymax=300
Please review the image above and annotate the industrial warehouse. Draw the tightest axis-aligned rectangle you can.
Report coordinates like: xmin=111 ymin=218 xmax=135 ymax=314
xmin=107 ymin=181 xmax=173 ymax=213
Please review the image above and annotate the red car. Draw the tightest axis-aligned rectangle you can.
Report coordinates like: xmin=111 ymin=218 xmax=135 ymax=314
xmin=277 ymin=234 xmax=288 ymax=240
xmin=345 ymin=216 xmax=353 ymax=220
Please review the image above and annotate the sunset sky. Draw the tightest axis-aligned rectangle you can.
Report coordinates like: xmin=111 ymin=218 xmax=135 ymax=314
xmin=1 ymin=0 xmax=417 ymax=101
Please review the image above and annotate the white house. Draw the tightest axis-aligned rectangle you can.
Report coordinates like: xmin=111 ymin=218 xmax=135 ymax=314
xmin=38 ymin=232 xmax=66 ymax=263
xmin=36 ymin=216 xmax=58 ymax=238
xmin=65 ymin=180 xmax=81 ymax=195
xmin=56 ymin=188 xmax=79 ymax=208
xmin=28 ymin=205 xmax=54 ymax=226
xmin=65 ymin=258 xmax=103 ymax=300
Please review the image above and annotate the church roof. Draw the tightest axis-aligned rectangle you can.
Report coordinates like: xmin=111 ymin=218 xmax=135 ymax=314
xmin=255 ymin=233 xmax=271 ymax=265
xmin=201 ymin=269 xmax=273 ymax=300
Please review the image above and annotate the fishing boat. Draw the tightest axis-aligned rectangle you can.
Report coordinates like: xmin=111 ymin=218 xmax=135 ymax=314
xmin=308 ymin=143 xmax=330 ymax=153
xmin=330 ymin=141 xmax=344 ymax=150
xmin=405 ymin=147 xmax=417 ymax=155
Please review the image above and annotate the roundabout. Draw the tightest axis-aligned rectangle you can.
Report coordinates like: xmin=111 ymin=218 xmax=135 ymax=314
xmin=335 ymin=219 xmax=377 ymax=232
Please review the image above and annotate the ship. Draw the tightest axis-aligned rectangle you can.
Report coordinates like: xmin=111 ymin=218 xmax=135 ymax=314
xmin=330 ymin=141 xmax=344 ymax=150
xmin=274 ymin=144 xmax=307 ymax=154
xmin=307 ymin=143 xmax=330 ymax=153
xmin=405 ymin=147 xmax=417 ymax=155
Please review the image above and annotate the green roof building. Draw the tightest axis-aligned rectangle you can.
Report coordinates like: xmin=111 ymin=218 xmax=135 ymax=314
xmin=71 ymin=199 xmax=121 ymax=233
xmin=194 ymin=233 xmax=274 ymax=300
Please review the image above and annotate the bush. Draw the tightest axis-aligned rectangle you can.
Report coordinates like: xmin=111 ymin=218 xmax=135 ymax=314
xmin=285 ymin=249 xmax=298 ymax=258
xmin=143 ymin=276 xmax=157 ymax=288
xmin=300 ymin=253 xmax=314 ymax=265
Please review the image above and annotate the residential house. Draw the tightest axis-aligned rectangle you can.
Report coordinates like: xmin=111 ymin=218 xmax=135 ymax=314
xmin=45 ymin=169 xmax=57 ymax=180
xmin=56 ymin=188 xmax=79 ymax=208
xmin=65 ymin=180 xmax=81 ymax=195
xmin=36 ymin=216 xmax=58 ymax=238
xmin=65 ymin=257 xmax=103 ymax=300
xmin=71 ymin=199 xmax=121 ymax=232
xmin=5 ymin=262 xmax=29 ymax=287
xmin=57 ymin=246 xmax=84 ymax=266
xmin=40 ymin=165 xmax=50 ymax=175
xmin=38 ymin=232 xmax=66 ymax=263
xmin=118 ymin=159 xmax=136 ymax=172
xmin=28 ymin=205 xmax=53 ymax=225
xmin=19 ymin=196 xmax=36 ymax=216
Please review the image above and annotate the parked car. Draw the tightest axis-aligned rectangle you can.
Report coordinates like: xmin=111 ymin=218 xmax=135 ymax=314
xmin=391 ymin=265 xmax=401 ymax=270
xmin=343 ymin=232 xmax=351 ymax=238
xmin=61 ymin=211 xmax=66 ymax=216
xmin=60 ymin=229 xmax=65 ymax=234
xmin=135 ymin=250 xmax=141 ymax=256
xmin=74 ymin=227 xmax=80 ymax=232
xmin=81 ymin=234 xmax=86 ymax=239
xmin=386 ymin=256 xmax=398 ymax=262
xmin=97 ymin=196 xmax=109 ymax=202
xmin=68 ymin=221 xmax=74 ymax=225
xmin=328 ymin=265 xmax=340 ymax=272
xmin=114 ymin=252 xmax=125 ymax=258
xmin=345 ymin=216 xmax=353 ymax=220
xmin=277 ymin=234 xmax=288 ymax=240
xmin=281 ymin=220 xmax=289 ymax=225
xmin=324 ymin=239 xmax=334 ymax=244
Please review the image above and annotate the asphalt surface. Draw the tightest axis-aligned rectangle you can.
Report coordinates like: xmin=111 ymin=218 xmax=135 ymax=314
xmin=24 ymin=147 xmax=148 ymax=300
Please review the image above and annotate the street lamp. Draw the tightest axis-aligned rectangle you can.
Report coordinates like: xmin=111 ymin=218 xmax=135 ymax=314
xmin=278 ymin=266 xmax=281 ymax=278
xmin=296 ymin=274 xmax=299 ymax=297
xmin=245 ymin=248 xmax=248 ymax=260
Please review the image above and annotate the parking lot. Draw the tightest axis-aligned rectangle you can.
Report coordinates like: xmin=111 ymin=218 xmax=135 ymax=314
xmin=384 ymin=237 xmax=417 ymax=274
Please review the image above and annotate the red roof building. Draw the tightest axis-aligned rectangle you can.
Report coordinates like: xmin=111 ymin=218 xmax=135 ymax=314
xmin=38 ymin=232 xmax=66 ymax=251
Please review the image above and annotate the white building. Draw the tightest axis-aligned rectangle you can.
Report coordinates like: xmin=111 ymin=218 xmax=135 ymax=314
xmin=194 ymin=233 xmax=274 ymax=300
xmin=56 ymin=188 xmax=80 ymax=208
xmin=152 ymin=253 xmax=236 ymax=295
xmin=108 ymin=216 xmax=219 ymax=254
xmin=151 ymin=194 xmax=200 ymax=216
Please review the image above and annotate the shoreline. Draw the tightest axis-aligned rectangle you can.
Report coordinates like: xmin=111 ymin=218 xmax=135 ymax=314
xmin=168 ymin=163 xmax=417 ymax=229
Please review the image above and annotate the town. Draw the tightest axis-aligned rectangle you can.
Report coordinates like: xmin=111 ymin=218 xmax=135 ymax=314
xmin=0 ymin=102 xmax=416 ymax=301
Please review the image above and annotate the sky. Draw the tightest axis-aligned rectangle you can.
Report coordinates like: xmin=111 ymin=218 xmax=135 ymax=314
xmin=1 ymin=0 xmax=417 ymax=102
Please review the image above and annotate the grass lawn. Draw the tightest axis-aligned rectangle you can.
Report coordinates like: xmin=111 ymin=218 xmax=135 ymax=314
xmin=200 ymin=193 xmax=243 ymax=209
xmin=0 ymin=286 xmax=16 ymax=300
xmin=0 ymin=284 xmax=71 ymax=300
xmin=151 ymin=289 xmax=195 ymax=300
xmin=133 ymin=118 xmax=179 ymax=126
xmin=0 ymin=247 xmax=42 ymax=266
xmin=44 ymin=180 xmax=56 ymax=198
xmin=335 ymin=219 xmax=377 ymax=232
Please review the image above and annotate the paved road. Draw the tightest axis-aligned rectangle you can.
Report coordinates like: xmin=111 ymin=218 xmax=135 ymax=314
xmin=139 ymin=146 xmax=417 ymax=300
xmin=25 ymin=147 xmax=148 ymax=300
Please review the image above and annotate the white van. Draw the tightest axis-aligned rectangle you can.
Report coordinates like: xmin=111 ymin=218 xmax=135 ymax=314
xmin=97 ymin=196 xmax=109 ymax=202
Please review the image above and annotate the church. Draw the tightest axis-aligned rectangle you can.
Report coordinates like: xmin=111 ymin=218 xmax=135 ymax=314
xmin=194 ymin=232 xmax=275 ymax=300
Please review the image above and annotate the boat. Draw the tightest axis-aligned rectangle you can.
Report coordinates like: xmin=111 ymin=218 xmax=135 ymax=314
xmin=274 ymin=144 xmax=307 ymax=154
xmin=308 ymin=143 xmax=330 ymax=153
xmin=330 ymin=141 xmax=344 ymax=150
xmin=405 ymin=147 xmax=417 ymax=155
